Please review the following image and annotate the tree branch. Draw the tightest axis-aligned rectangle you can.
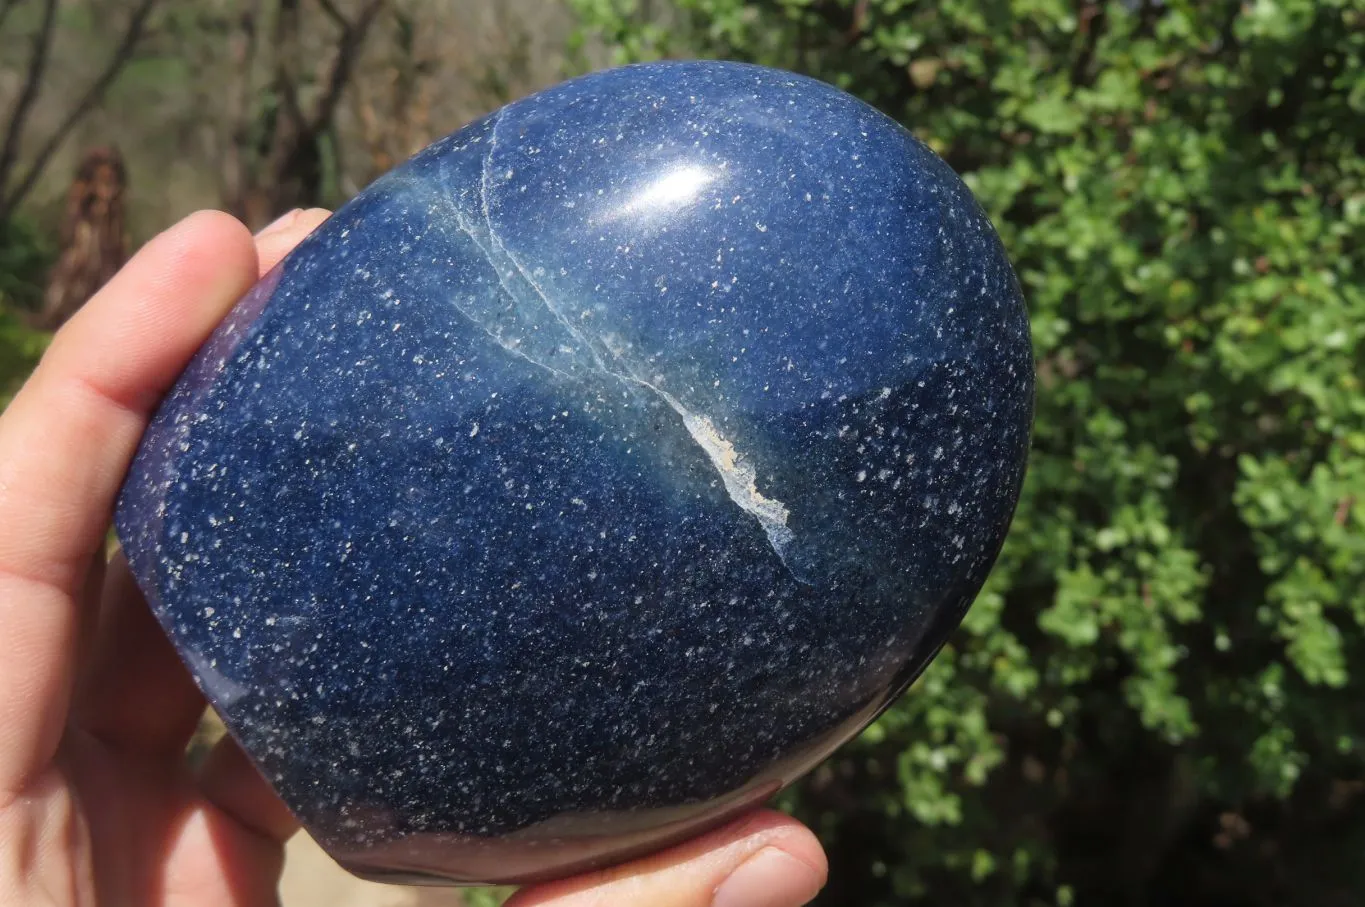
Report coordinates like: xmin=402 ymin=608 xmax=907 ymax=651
xmin=219 ymin=0 xmax=263 ymax=213
xmin=272 ymin=0 xmax=307 ymax=132
xmin=303 ymin=0 xmax=386 ymax=139
xmin=1068 ymin=0 xmax=1106 ymax=90
xmin=315 ymin=0 xmax=350 ymax=30
xmin=0 ymin=0 xmax=58 ymax=220
xmin=1 ymin=0 xmax=159 ymax=218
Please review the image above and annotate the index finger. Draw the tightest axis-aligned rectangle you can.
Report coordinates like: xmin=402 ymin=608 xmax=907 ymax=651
xmin=0 ymin=210 xmax=259 ymax=794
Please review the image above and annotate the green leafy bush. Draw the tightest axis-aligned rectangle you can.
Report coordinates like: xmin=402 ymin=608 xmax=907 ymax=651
xmin=0 ymin=218 xmax=53 ymax=405
xmin=572 ymin=2 xmax=1365 ymax=904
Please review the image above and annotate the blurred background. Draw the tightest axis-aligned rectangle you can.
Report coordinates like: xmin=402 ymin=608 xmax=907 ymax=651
xmin=2 ymin=1 xmax=1363 ymax=905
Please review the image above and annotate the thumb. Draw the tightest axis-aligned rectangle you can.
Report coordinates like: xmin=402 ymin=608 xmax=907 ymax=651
xmin=506 ymin=810 xmax=827 ymax=907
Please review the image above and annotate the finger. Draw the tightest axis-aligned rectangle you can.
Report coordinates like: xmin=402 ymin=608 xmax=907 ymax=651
xmin=0 ymin=210 xmax=258 ymax=793
xmin=159 ymin=802 xmax=289 ymax=907
xmin=197 ymin=734 xmax=299 ymax=844
xmin=71 ymin=210 xmax=332 ymax=760
xmin=253 ymin=207 xmax=331 ymax=273
xmin=73 ymin=554 xmax=207 ymax=758
xmin=507 ymin=810 xmax=827 ymax=907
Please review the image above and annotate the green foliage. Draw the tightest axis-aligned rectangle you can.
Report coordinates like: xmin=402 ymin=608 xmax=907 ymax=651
xmin=0 ymin=309 xmax=47 ymax=407
xmin=0 ymin=216 xmax=52 ymax=311
xmin=0 ymin=218 xmax=53 ymax=406
xmin=462 ymin=886 xmax=516 ymax=907
xmin=573 ymin=1 xmax=1365 ymax=903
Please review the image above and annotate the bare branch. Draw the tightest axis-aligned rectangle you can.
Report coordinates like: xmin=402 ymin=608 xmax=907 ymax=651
xmin=0 ymin=0 xmax=58 ymax=219
xmin=219 ymin=0 xmax=264 ymax=212
xmin=272 ymin=0 xmax=307 ymax=131
xmin=315 ymin=0 xmax=350 ymax=30
xmin=1068 ymin=0 xmax=1106 ymax=90
xmin=303 ymin=0 xmax=387 ymax=139
xmin=226 ymin=0 xmax=384 ymax=226
xmin=1 ymin=0 xmax=160 ymax=218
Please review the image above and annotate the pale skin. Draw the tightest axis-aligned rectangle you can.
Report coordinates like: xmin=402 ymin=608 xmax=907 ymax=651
xmin=0 ymin=210 xmax=828 ymax=907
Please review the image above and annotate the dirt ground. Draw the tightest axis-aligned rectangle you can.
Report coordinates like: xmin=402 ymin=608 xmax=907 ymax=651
xmin=278 ymin=834 xmax=469 ymax=907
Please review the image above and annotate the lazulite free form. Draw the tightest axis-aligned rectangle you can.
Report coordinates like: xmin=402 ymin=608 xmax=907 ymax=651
xmin=116 ymin=61 xmax=1034 ymax=885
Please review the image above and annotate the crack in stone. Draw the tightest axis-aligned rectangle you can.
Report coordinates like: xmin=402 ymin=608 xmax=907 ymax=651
xmin=481 ymin=112 xmax=615 ymax=377
xmin=439 ymin=188 xmax=579 ymax=385
xmin=632 ymin=380 xmax=797 ymax=567
xmin=434 ymin=116 xmax=582 ymax=385
xmin=439 ymin=121 xmax=804 ymax=578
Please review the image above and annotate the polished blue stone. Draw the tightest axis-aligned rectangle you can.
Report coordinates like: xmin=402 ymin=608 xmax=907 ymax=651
xmin=116 ymin=61 xmax=1033 ymax=885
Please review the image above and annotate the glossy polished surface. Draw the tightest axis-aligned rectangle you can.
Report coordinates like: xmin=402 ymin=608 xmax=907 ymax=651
xmin=116 ymin=61 xmax=1033 ymax=885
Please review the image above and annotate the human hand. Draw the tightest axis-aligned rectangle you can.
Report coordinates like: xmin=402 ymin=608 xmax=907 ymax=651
xmin=0 ymin=209 xmax=828 ymax=907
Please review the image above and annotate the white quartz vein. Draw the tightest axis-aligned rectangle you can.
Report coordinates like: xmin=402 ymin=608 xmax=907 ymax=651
xmin=482 ymin=112 xmax=613 ymax=376
xmin=639 ymin=381 xmax=797 ymax=563
xmin=439 ymin=116 xmax=801 ymax=576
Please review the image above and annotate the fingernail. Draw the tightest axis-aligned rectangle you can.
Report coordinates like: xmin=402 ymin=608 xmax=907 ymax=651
xmin=713 ymin=847 xmax=824 ymax=907
xmin=256 ymin=208 xmax=301 ymax=237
